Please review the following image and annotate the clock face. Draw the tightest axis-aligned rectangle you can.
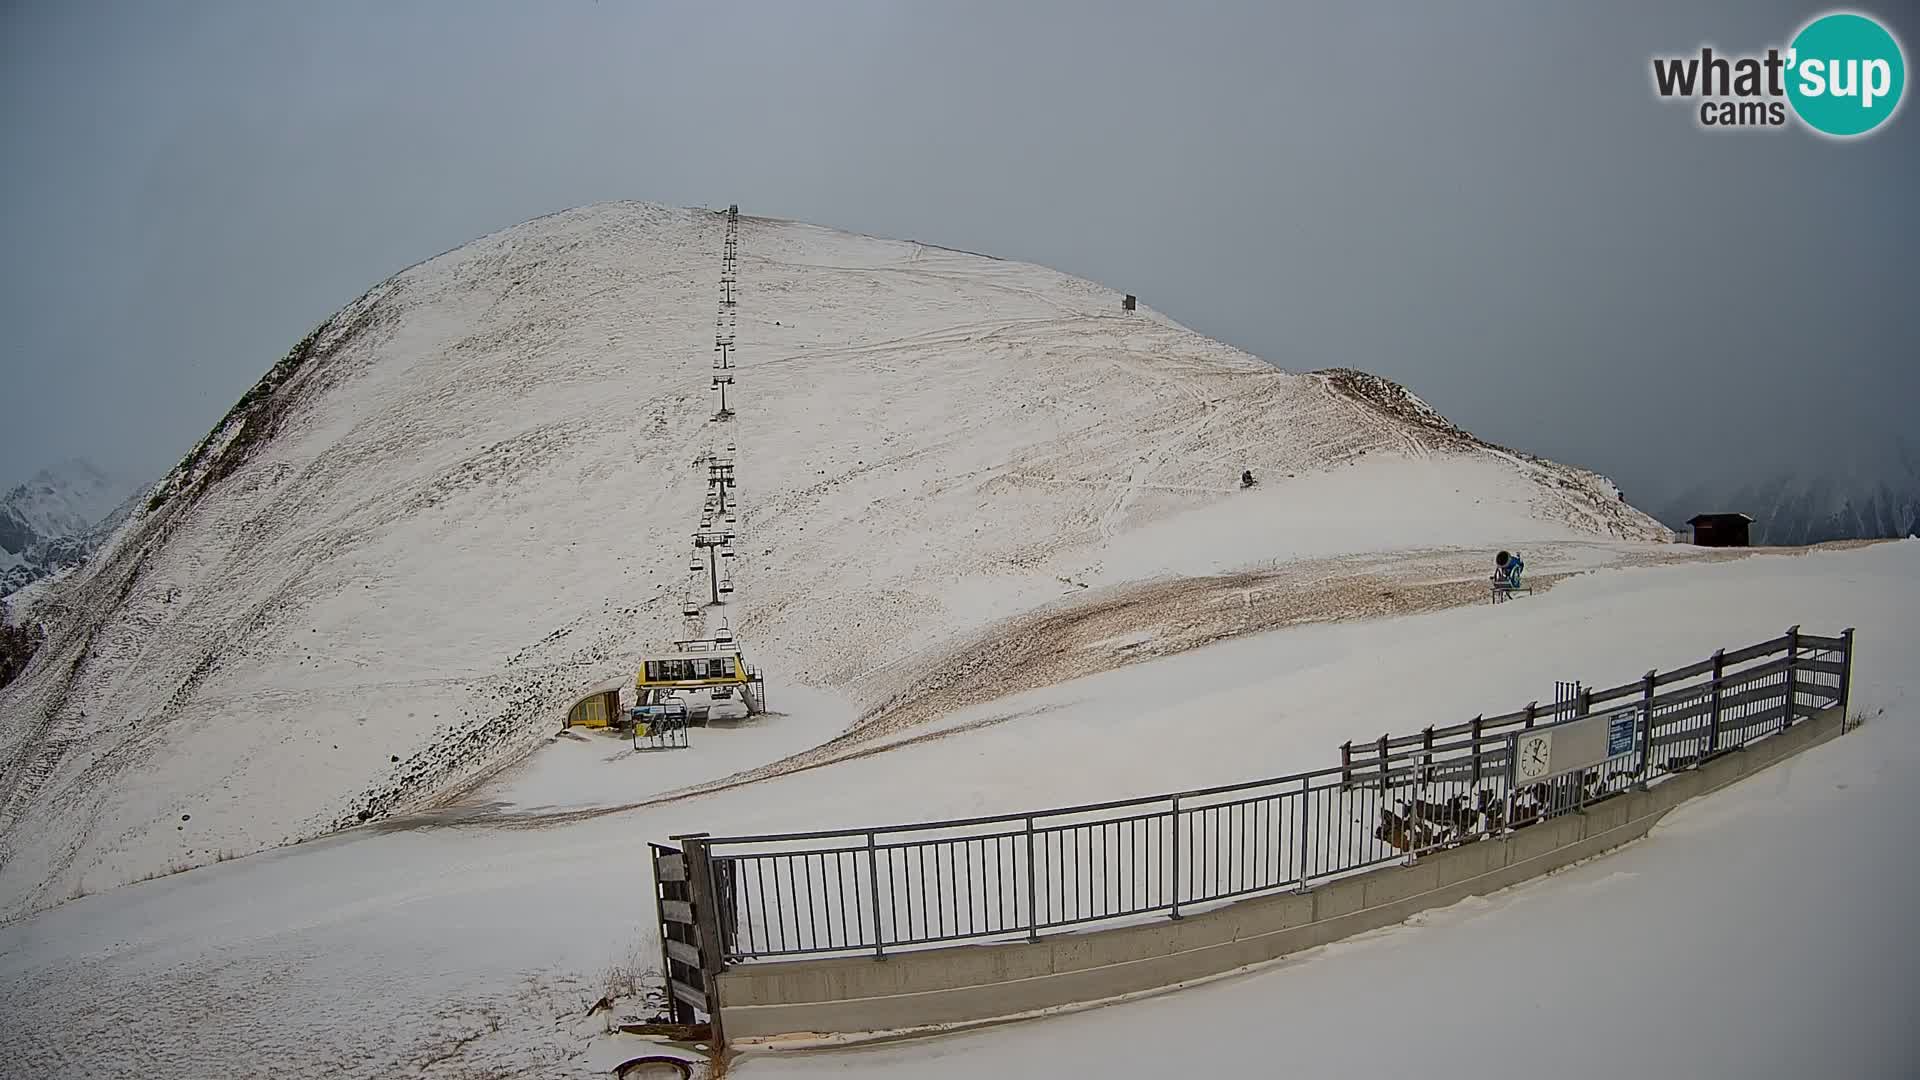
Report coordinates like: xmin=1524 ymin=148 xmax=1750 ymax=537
xmin=1516 ymin=734 xmax=1553 ymax=780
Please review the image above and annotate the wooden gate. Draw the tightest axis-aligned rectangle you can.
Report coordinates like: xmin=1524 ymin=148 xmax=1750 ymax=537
xmin=649 ymin=837 xmax=733 ymax=1044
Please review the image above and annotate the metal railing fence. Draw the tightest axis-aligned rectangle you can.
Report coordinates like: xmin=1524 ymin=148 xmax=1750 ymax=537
xmin=664 ymin=627 xmax=1852 ymax=964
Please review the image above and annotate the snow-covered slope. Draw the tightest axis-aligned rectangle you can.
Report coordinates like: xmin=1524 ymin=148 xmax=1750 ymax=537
xmin=0 ymin=201 xmax=1665 ymax=917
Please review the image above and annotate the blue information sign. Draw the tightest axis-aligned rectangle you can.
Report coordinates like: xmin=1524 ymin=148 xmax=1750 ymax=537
xmin=1607 ymin=708 xmax=1636 ymax=757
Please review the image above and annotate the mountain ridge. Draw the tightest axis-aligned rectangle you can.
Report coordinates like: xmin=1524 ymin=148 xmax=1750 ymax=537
xmin=0 ymin=200 xmax=1667 ymax=916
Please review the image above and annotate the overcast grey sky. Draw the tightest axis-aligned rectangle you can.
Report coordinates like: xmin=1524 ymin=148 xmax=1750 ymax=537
xmin=2 ymin=1 xmax=1914 ymax=505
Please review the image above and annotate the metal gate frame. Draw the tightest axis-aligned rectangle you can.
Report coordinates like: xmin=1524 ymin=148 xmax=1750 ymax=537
xmin=635 ymin=712 xmax=691 ymax=751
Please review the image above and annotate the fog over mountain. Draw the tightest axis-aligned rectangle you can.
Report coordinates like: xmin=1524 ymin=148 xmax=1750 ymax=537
xmin=1652 ymin=438 xmax=1920 ymax=545
xmin=2 ymin=2 xmax=1914 ymax=519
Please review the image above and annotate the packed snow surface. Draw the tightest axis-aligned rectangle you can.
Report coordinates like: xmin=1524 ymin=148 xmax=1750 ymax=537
xmin=0 ymin=202 xmax=1660 ymax=917
xmin=1 ymin=540 xmax=1913 ymax=1078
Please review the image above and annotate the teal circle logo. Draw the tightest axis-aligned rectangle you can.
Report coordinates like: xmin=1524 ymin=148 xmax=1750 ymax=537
xmin=1787 ymin=12 xmax=1906 ymax=136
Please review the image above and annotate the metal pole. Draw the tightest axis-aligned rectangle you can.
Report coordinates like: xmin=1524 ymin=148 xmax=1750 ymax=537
xmin=708 ymin=544 xmax=719 ymax=605
xmin=1638 ymin=668 xmax=1656 ymax=788
xmin=866 ymin=831 xmax=885 ymax=959
xmin=1169 ymin=795 xmax=1183 ymax=920
xmin=1706 ymin=649 xmax=1725 ymax=758
xmin=1024 ymin=817 xmax=1040 ymax=941
xmin=1839 ymin=627 xmax=1855 ymax=732
xmin=1782 ymin=625 xmax=1799 ymax=732
xmin=1295 ymin=775 xmax=1312 ymax=893
xmin=1576 ymin=688 xmax=1592 ymax=811
xmin=1502 ymin=734 xmax=1518 ymax=836
xmin=1408 ymin=752 xmax=1428 ymax=865
xmin=1469 ymin=716 xmax=1483 ymax=785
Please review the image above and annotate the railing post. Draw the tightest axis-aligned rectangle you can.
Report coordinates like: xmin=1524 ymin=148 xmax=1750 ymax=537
xmin=1501 ymin=733 xmax=1518 ymax=836
xmin=1782 ymin=625 xmax=1800 ymax=732
xmin=1706 ymin=649 xmax=1725 ymax=757
xmin=1839 ymin=627 xmax=1856 ymax=732
xmin=1408 ymin=748 xmax=1429 ymax=866
xmin=1376 ymin=734 xmax=1389 ymax=791
xmin=1169 ymin=795 xmax=1183 ymax=920
xmin=1469 ymin=715 xmax=1484 ymax=785
xmin=866 ymin=831 xmax=885 ymax=960
xmin=1340 ymin=741 xmax=1352 ymax=790
xmin=1294 ymin=775 xmax=1312 ymax=893
xmin=1024 ymin=816 xmax=1039 ymax=942
xmin=1575 ymin=688 xmax=1593 ymax=811
xmin=1524 ymin=702 xmax=1537 ymax=729
xmin=1421 ymin=727 xmax=1435 ymax=786
xmin=1638 ymin=669 xmax=1656 ymax=788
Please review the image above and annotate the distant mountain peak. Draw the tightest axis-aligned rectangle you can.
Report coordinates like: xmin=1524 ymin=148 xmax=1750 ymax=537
xmin=0 ymin=458 xmax=145 ymax=596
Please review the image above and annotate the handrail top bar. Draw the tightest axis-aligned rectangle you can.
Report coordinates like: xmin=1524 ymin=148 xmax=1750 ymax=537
xmin=707 ymin=762 xmax=1351 ymax=846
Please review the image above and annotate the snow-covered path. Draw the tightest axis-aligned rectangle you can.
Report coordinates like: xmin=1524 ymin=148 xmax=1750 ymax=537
xmin=2 ymin=542 xmax=1913 ymax=1078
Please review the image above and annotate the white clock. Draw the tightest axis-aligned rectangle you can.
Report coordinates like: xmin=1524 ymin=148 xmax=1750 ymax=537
xmin=1516 ymin=732 xmax=1554 ymax=782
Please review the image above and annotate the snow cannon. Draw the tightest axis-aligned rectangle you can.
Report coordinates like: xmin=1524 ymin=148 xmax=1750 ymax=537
xmin=1490 ymin=550 xmax=1530 ymax=604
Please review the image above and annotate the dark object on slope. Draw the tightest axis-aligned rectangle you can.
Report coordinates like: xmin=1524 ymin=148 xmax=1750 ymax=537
xmin=0 ymin=610 xmax=43 ymax=690
xmin=1240 ymin=470 xmax=1257 ymax=489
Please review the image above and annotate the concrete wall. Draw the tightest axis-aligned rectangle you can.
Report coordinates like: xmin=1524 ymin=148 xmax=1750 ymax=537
xmin=718 ymin=704 xmax=1845 ymax=1043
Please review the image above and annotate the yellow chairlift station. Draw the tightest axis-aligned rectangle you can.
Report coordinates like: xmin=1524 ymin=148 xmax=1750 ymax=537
xmin=637 ymin=649 xmax=747 ymax=688
xmin=634 ymin=637 xmax=766 ymax=714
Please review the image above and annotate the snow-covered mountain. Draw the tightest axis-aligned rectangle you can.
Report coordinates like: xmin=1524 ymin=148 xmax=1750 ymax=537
xmin=1656 ymin=446 xmax=1920 ymax=545
xmin=0 ymin=460 xmax=143 ymax=597
xmin=0 ymin=202 xmax=1668 ymax=916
